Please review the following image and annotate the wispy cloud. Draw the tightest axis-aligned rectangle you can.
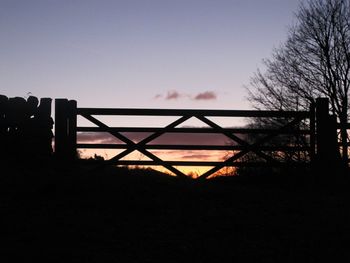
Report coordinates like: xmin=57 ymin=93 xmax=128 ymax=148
xmin=180 ymin=153 xmax=215 ymax=160
xmin=166 ymin=90 xmax=182 ymax=100
xmin=154 ymin=90 xmax=218 ymax=101
xmin=77 ymin=131 xmax=242 ymax=162
xmin=193 ymin=91 xmax=217 ymax=101
xmin=77 ymin=132 xmax=121 ymax=144
xmin=78 ymin=132 xmax=154 ymax=144
xmin=150 ymin=150 xmax=225 ymax=161
xmin=154 ymin=90 xmax=183 ymax=100
xmin=78 ymin=132 xmax=232 ymax=145
xmin=150 ymin=133 xmax=229 ymax=145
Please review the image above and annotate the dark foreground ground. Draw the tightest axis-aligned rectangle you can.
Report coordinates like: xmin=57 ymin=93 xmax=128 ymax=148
xmin=1 ymin=162 xmax=350 ymax=262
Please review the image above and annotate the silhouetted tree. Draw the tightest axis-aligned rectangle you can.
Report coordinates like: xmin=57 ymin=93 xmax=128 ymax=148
xmin=247 ymin=0 xmax=350 ymax=162
xmin=234 ymin=119 xmax=311 ymax=177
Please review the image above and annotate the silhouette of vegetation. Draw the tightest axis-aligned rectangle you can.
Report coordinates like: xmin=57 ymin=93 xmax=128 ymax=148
xmin=1 ymin=159 xmax=350 ymax=261
xmin=247 ymin=0 xmax=350 ymax=163
xmin=233 ymin=118 xmax=313 ymax=177
xmin=0 ymin=94 xmax=53 ymax=163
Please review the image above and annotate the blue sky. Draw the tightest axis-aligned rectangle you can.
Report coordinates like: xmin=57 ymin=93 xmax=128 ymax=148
xmin=0 ymin=0 xmax=299 ymax=109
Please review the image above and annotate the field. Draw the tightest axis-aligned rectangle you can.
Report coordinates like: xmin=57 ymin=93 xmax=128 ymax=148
xmin=1 ymin=162 xmax=350 ymax=262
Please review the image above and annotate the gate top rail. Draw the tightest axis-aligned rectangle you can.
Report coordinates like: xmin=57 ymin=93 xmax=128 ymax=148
xmin=77 ymin=107 xmax=310 ymax=118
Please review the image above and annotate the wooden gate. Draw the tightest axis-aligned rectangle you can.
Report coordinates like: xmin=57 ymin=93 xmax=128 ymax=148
xmin=55 ymin=99 xmax=317 ymax=178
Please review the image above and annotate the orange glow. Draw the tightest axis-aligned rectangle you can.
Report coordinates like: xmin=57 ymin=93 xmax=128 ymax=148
xmin=78 ymin=148 xmax=236 ymax=178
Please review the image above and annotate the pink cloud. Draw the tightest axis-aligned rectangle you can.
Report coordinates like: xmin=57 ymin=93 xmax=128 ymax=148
xmin=180 ymin=153 xmax=214 ymax=160
xmin=166 ymin=90 xmax=181 ymax=100
xmin=149 ymin=150 xmax=225 ymax=162
xmin=154 ymin=90 xmax=218 ymax=101
xmin=77 ymin=132 xmax=121 ymax=143
xmin=78 ymin=132 xmax=234 ymax=145
xmin=77 ymin=132 xmax=154 ymax=144
xmin=150 ymin=133 xmax=230 ymax=145
xmin=77 ymin=131 xmax=245 ymax=163
xmin=193 ymin=91 xmax=217 ymax=100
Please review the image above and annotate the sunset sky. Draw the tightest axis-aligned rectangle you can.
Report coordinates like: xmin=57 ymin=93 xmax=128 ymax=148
xmin=1 ymin=0 xmax=299 ymax=110
xmin=1 ymin=0 xmax=302 ymax=175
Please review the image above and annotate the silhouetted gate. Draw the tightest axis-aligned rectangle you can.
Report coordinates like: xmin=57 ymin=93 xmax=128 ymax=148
xmin=55 ymin=99 xmax=318 ymax=178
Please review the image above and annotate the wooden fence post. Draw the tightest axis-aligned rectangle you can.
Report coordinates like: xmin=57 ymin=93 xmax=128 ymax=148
xmin=55 ymin=99 xmax=68 ymax=160
xmin=315 ymin=98 xmax=341 ymax=172
xmin=55 ymin=99 xmax=77 ymax=161
xmin=67 ymin=100 xmax=77 ymax=160
xmin=309 ymin=101 xmax=316 ymax=163
xmin=316 ymin=98 xmax=329 ymax=162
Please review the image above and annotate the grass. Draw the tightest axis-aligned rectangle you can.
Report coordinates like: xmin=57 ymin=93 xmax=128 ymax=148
xmin=1 ymin=161 xmax=350 ymax=262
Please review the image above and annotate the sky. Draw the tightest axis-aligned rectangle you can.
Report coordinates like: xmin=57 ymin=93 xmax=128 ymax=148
xmin=0 ymin=0 xmax=300 ymax=110
xmin=0 ymin=0 xmax=303 ymax=176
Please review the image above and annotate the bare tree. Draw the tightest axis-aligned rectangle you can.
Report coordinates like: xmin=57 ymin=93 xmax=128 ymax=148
xmin=247 ymin=0 xmax=350 ymax=161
